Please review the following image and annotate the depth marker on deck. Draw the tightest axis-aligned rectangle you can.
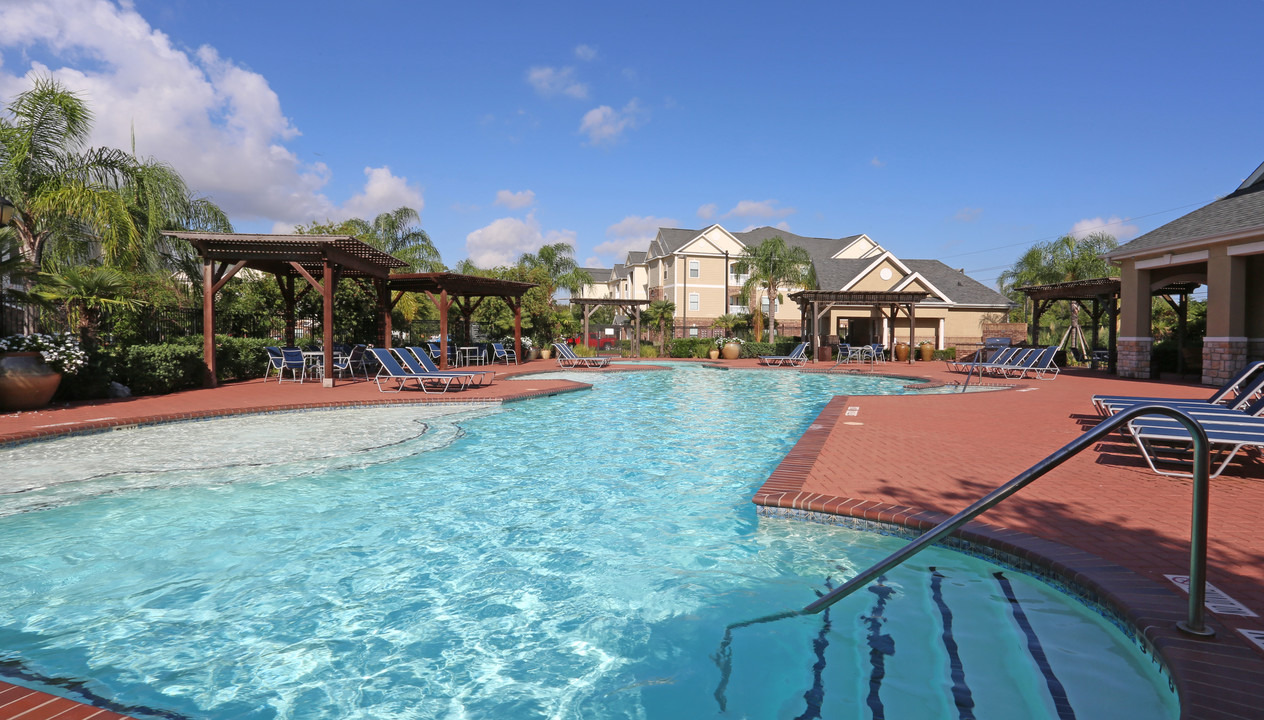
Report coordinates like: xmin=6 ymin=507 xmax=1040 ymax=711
xmin=1240 ymin=629 xmax=1264 ymax=653
xmin=1166 ymin=575 xmax=1258 ymax=617
xmin=845 ymin=406 xmax=860 ymax=416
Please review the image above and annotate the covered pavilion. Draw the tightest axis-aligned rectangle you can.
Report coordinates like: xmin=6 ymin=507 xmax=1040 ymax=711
xmin=1016 ymin=277 xmax=1202 ymax=375
xmin=383 ymin=272 xmax=537 ymax=369
xmin=788 ymin=290 xmax=929 ymax=363
xmin=567 ymin=298 xmax=649 ymax=356
xmin=166 ymin=231 xmax=407 ymax=388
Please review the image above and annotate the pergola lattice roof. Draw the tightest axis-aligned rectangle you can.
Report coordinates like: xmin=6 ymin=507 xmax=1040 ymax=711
xmin=165 ymin=232 xmax=408 ymax=278
xmin=386 ymin=272 xmax=537 ymax=297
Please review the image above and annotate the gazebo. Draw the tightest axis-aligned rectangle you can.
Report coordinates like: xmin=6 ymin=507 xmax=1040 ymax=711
xmin=1016 ymin=277 xmax=1201 ymax=375
xmin=567 ymin=298 xmax=649 ymax=357
xmin=165 ymin=231 xmax=407 ymax=387
xmin=385 ymin=273 xmax=537 ymax=369
xmin=788 ymin=290 xmax=930 ymax=364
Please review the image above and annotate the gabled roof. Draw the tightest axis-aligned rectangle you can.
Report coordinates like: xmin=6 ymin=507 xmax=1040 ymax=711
xmin=652 ymin=227 xmax=704 ymax=257
xmin=612 ymin=263 xmax=627 ymax=279
xmin=581 ymin=267 xmax=612 ymax=283
xmin=1107 ymin=161 xmax=1264 ymax=259
xmin=902 ymin=260 xmax=1011 ymax=306
xmin=625 ymin=251 xmax=647 ymax=265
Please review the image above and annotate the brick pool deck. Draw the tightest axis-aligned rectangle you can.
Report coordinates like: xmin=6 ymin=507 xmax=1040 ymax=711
xmin=2 ymin=357 xmax=1262 ymax=719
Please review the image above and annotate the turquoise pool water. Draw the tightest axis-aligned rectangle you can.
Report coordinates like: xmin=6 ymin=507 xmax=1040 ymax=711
xmin=0 ymin=366 xmax=1176 ymax=719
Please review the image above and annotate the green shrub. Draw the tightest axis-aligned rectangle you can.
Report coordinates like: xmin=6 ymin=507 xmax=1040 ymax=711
xmin=216 ymin=337 xmax=272 ymax=381
xmin=740 ymin=341 xmax=773 ymax=358
xmin=54 ymin=345 xmax=120 ymax=401
xmin=116 ymin=343 xmax=205 ymax=395
xmin=637 ymin=343 xmax=658 ymax=358
xmin=932 ymin=347 xmax=956 ymax=361
xmin=572 ymin=343 xmax=596 ymax=357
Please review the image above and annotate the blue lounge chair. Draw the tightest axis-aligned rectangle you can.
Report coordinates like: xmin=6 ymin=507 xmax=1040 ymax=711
xmin=1092 ymin=361 xmax=1264 ymax=415
xmin=1004 ymin=346 xmax=1059 ymax=379
xmin=948 ymin=346 xmax=1010 ymax=373
xmin=491 ymin=342 xmax=517 ymax=365
xmin=758 ymin=342 xmax=809 ymax=367
xmin=1125 ymin=412 xmax=1264 ymax=478
xmin=368 ymin=347 xmax=459 ymax=394
xmin=553 ymin=343 xmax=610 ymax=368
xmin=975 ymin=347 xmax=1034 ymax=377
xmin=404 ymin=347 xmax=494 ymax=386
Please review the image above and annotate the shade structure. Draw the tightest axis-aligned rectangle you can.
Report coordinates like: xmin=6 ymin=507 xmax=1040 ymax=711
xmin=385 ymin=273 xmax=538 ymax=369
xmin=164 ymin=232 xmax=408 ymax=387
xmin=568 ymin=298 xmax=650 ymax=357
xmin=788 ymin=290 xmax=930 ymax=364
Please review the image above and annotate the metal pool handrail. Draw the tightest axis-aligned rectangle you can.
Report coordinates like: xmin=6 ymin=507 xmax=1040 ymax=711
xmin=752 ymin=404 xmax=1213 ymax=635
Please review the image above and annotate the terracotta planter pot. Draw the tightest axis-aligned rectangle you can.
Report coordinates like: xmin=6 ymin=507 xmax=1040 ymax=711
xmin=708 ymin=349 xmax=720 ymax=360
xmin=0 ymin=352 xmax=62 ymax=411
xmin=894 ymin=343 xmax=911 ymax=362
xmin=919 ymin=344 xmax=934 ymax=361
xmin=540 ymin=348 xmax=552 ymax=360
xmin=721 ymin=343 xmax=741 ymax=360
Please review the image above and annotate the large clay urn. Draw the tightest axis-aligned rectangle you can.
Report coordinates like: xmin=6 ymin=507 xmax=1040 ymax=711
xmin=721 ymin=343 xmax=741 ymax=360
xmin=0 ymin=352 xmax=62 ymax=411
xmin=919 ymin=343 xmax=935 ymax=361
xmin=894 ymin=342 xmax=911 ymax=362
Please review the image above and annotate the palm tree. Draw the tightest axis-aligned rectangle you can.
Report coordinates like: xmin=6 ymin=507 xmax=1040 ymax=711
xmin=518 ymin=242 xmax=592 ymax=306
xmin=644 ymin=299 xmax=675 ymax=356
xmin=0 ymin=77 xmax=140 ymax=272
xmin=712 ymin=312 xmax=741 ymax=339
xmin=732 ymin=236 xmax=815 ymax=343
xmin=365 ymin=206 xmax=442 ymax=272
xmin=33 ymin=265 xmax=144 ymax=346
xmin=998 ymin=232 xmax=1119 ymax=325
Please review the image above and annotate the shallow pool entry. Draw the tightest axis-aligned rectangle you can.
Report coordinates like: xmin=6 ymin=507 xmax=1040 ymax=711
xmin=0 ymin=366 xmax=1177 ymax=719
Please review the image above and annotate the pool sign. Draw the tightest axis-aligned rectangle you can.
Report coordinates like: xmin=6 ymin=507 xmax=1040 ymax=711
xmin=1165 ymin=574 xmax=1258 ymax=617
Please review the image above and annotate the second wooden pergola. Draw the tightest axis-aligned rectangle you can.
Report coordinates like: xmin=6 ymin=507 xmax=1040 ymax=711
xmin=385 ymin=273 xmax=537 ymax=369
xmin=788 ymin=290 xmax=930 ymax=364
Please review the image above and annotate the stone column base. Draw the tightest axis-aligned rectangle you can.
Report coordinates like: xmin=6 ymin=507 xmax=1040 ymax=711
xmin=1117 ymin=338 xmax=1152 ymax=379
xmin=1203 ymin=339 xmax=1249 ymax=385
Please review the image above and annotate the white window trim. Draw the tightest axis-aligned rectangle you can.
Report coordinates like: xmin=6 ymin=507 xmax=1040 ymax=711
xmin=689 ymin=260 xmax=700 ymax=278
xmin=688 ymin=292 xmax=700 ymax=311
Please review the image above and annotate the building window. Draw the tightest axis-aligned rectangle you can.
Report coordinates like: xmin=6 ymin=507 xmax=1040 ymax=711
xmin=689 ymin=292 xmax=700 ymax=311
xmin=761 ymin=297 xmax=777 ymax=315
xmin=689 ymin=326 xmax=699 ymax=337
xmin=689 ymin=260 xmax=700 ymax=278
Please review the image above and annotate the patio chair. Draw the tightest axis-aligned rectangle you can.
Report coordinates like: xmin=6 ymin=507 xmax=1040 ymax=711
xmin=831 ymin=343 xmax=852 ymax=368
xmin=758 ymin=342 xmax=809 ymax=367
xmin=277 ymin=347 xmax=307 ymax=383
xmin=264 ymin=346 xmax=285 ymax=381
xmin=948 ymin=346 xmax=1009 ymax=373
xmin=552 ymin=343 xmax=611 ymax=368
xmin=1004 ymin=346 xmax=1059 ymax=379
xmin=491 ymin=342 xmax=517 ymax=365
xmin=973 ymin=347 xmax=1033 ymax=376
xmin=1124 ymin=412 xmax=1264 ymax=478
xmin=1092 ymin=361 xmax=1264 ymax=416
xmin=328 ymin=344 xmax=367 ymax=379
xmin=404 ymin=347 xmax=494 ymax=386
xmin=367 ymin=347 xmax=459 ymax=394
xmin=867 ymin=344 xmax=886 ymax=363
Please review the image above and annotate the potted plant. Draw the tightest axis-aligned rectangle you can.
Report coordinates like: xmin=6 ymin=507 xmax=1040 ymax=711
xmin=707 ymin=337 xmax=722 ymax=360
xmin=719 ymin=336 xmax=743 ymax=360
xmin=517 ymin=336 xmax=538 ymax=361
xmin=0 ymin=332 xmax=87 ymax=410
xmin=917 ymin=341 xmax=935 ymax=361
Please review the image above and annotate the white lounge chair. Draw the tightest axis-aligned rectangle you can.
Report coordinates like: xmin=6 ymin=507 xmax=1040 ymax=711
xmin=758 ymin=342 xmax=809 ymax=367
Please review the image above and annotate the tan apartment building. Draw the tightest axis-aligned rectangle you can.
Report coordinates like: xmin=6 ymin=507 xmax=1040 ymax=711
xmin=592 ymin=224 xmax=1011 ymax=347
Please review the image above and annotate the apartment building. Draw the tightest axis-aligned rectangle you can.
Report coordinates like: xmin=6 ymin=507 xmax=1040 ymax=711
xmin=587 ymin=224 xmax=1011 ymax=348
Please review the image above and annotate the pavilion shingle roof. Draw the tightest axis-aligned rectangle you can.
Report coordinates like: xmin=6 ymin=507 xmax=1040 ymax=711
xmin=1106 ymin=170 xmax=1264 ymax=259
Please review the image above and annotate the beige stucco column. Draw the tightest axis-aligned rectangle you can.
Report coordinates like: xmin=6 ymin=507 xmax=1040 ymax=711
xmin=1117 ymin=261 xmax=1153 ymax=379
xmin=1203 ymin=249 xmax=1248 ymax=384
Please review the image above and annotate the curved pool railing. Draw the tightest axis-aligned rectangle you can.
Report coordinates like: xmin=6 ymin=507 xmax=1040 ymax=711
xmin=716 ymin=404 xmax=1213 ymax=706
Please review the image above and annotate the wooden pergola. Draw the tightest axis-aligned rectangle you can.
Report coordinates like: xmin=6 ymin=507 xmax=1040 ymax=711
xmin=788 ymin=290 xmax=930 ymax=364
xmin=165 ymin=231 xmax=407 ymax=388
xmin=1017 ymin=277 xmax=1201 ymax=375
xmin=568 ymin=298 xmax=649 ymax=357
xmin=385 ymin=273 xmax=537 ymax=369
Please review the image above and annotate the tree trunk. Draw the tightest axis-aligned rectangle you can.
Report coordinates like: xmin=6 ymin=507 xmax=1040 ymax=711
xmin=767 ymin=283 xmax=777 ymax=342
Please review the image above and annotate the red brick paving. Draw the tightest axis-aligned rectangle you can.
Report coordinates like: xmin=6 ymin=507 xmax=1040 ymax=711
xmin=3 ymin=356 xmax=1264 ymax=719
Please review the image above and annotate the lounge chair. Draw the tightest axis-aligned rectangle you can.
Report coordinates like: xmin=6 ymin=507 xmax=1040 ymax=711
xmin=405 ymin=347 xmax=494 ymax=386
xmin=277 ymin=347 xmax=308 ymax=383
xmin=948 ymin=346 xmax=1010 ymax=373
xmin=368 ymin=347 xmax=460 ymax=394
xmin=491 ymin=342 xmax=517 ymax=365
xmin=1124 ymin=412 xmax=1264 ymax=478
xmin=1092 ymin=361 xmax=1264 ymax=415
xmin=1004 ymin=346 xmax=1059 ymax=379
xmin=758 ymin=342 xmax=809 ymax=367
xmin=970 ymin=347 xmax=1033 ymax=376
xmin=552 ymin=343 xmax=611 ymax=368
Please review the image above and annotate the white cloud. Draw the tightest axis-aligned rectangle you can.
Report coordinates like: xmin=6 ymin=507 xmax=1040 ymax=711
xmin=526 ymin=66 xmax=587 ymax=99
xmin=725 ymin=199 xmax=796 ymax=219
xmin=579 ymin=99 xmax=643 ymax=145
xmin=574 ymin=44 xmax=597 ymax=61
xmin=584 ymin=256 xmax=601 ymax=266
xmin=494 ymin=189 xmax=536 ymax=209
xmin=1070 ymin=216 xmax=1140 ymax=242
xmin=870 ymin=157 xmax=886 ymax=168
xmin=0 ymin=0 xmax=422 ymax=230
xmin=342 ymin=166 xmax=425 ymax=220
xmin=697 ymin=203 xmax=717 ymax=220
xmin=954 ymin=207 xmax=982 ymax=222
xmin=592 ymin=214 xmax=677 ymax=261
xmin=465 ymin=211 xmax=576 ymax=268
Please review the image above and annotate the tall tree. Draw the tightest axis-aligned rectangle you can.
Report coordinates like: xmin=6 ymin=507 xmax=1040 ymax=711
xmin=0 ymin=77 xmax=140 ymax=272
xmin=732 ymin=236 xmax=815 ymax=343
xmin=518 ymin=242 xmax=592 ymax=307
xmin=33 ymin=265 xmax=143 ymax=346
xmin=998 ymin=232 xmax=1119 ymax=324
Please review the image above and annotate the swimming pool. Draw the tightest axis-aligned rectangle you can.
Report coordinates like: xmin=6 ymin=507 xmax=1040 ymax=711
xmin=0 ymin=366 xmax=1177 ymax=719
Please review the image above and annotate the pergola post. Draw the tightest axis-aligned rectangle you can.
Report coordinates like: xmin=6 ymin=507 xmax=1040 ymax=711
xmin=908 ymin=302 xmax=916 ymax=364
xmin=435 ymin=290 xmax=450 ymax=369
xmin=633 ymin=305 xmax=641 ymax=358
xmin=1108 ymin=296 xmax=1119 ymax=374
xmin=376 ymin=278 xmax=391 ymax=349
xmin=322 ymin=256 xmax=336 ymax=387
xmin=509 ymin=297 xmax=523 ymax=362
xmin=202 ymin=257 xmax=217 ymax=388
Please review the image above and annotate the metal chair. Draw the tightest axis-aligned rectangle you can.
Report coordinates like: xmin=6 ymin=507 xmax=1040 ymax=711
xmin=264 ymin=346 xmax=285 ymax=380
xmin=277 ymin=347 xmax=307 ymax=383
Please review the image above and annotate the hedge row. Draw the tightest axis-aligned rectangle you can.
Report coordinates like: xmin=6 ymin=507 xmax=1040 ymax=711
xmin=56 ymin=336 xmax=275 ymax=400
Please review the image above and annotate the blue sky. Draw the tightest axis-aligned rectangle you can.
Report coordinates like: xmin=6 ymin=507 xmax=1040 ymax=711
xmin=1 ymin=1 xmax=1261 ymax=288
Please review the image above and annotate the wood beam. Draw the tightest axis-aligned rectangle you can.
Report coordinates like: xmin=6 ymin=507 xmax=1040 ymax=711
xmin=202 ymin=257 xmax=217 ymax=387
xmin=322 ymin=257 xmax=336 ymax=387
xmin=289 ymin=261 xmax=323 ymax=294
xmin=324 ymin=243 xmax=389 ymax=279
xmin=210 ymin=260 xmax=248 ymax=295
